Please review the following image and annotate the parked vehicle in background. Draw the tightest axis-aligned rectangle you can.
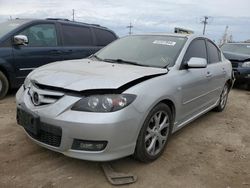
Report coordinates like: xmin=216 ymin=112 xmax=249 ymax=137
xmin=0 ymin=18 xmax=118 ymax=99
xmin=221 ymin=43 xmax=250 ymax=90
xmin=16 ymin=34 xmax=234 ymax=162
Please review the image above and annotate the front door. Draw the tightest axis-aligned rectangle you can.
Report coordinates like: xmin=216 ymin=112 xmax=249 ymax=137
xmin=177 ymin=39 xmax=211 ymax=124
xmin=13 ymin=23 xmax=63 ymax=84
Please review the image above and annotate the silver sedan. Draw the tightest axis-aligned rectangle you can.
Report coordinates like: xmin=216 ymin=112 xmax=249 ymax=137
xmin=16 ymin=34 xmax=234 ymax=162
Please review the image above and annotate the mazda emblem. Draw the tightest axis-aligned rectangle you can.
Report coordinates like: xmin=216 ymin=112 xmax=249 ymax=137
xmin=32 ymin=92 xmax=40 ymax=106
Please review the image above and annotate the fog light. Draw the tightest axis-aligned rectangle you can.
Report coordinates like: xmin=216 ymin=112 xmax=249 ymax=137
xmin=71 ymin=139 xmax=107 ymax=151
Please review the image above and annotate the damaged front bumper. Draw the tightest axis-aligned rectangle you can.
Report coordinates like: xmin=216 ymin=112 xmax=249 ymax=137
xmin=16 ymin=86 xmax=143 ymax=161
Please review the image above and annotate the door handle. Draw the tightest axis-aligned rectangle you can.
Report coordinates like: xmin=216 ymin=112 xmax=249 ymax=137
xmin=49 ymin=50 xmax=63 ymax=55
xmin=64 ymin=49 xmax=73 ymax=54
xmin=206 ymin=72 xmax=213 ymax=78
xmin=222 ymin=68 xmax=227 ymax=74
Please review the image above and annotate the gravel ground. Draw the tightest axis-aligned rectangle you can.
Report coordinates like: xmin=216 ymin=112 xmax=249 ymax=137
xmin=0 ymin=88 xmax=249 ymax=188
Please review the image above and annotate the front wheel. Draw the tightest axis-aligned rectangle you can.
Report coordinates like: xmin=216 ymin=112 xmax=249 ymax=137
xmin=134 ymin=103 xmax=173 ymax=162
xmin=214 ymin=83 xmax=229 ymax=112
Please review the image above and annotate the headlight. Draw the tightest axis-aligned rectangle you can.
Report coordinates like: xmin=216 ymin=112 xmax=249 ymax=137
xmin=71 ymin=94 xmax=136 ymax=112
xmin=242 ymin=61 xmax=250 ymax=68
xmin=24 ymin=77 xmax=31 ymax=89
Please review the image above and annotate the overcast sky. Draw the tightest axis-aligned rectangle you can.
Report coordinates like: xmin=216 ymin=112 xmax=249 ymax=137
xmin=0 ymin=0 xmax=250 ymax=42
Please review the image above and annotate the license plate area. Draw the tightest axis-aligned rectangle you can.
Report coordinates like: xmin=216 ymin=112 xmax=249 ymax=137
xmin=17 ymin=106 xmax=40 ymax=135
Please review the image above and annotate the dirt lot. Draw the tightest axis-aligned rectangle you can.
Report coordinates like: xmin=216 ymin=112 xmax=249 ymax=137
xmin=0 ymin=89 xmax=250 ymax=188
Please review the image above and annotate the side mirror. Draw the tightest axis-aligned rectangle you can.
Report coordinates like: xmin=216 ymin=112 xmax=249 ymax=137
xmin=13 ymin=35 xmax=28 ymax=45
xmin=187 ymin=57 xmax=207 ymax=68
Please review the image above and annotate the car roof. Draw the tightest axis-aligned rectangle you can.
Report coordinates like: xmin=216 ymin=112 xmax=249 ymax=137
xmin=9 ymin=18 xmax=109 ymax=30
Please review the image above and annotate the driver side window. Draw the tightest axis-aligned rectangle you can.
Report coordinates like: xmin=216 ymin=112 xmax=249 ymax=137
xmin=181 ymin=39 xmax=207 ymax=69
xmin=19 ymin=24 xmax=58 ymax=47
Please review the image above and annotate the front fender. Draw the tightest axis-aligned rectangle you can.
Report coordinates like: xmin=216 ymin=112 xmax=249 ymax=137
xmin=125 ymin=74 xmax=179 ymax=138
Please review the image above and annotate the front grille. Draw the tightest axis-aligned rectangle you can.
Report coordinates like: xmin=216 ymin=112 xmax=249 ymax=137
xmin=25 ymin=123 xmax=62 ymax=147
xmin=28 ymin=83 xmax=64 ymax=106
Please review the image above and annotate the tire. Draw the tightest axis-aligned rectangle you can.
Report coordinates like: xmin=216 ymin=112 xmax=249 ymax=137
xmin=214 ymin=83 xmax=229 ymax=112
xmin=134 ymin=103 xmax=173 ymax=162
xmin=0 ymin=71 xmax=9 ymax=100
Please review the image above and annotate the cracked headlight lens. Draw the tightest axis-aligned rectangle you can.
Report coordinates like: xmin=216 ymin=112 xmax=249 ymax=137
xmin=72 ymin=94 xmax=136 ymax=112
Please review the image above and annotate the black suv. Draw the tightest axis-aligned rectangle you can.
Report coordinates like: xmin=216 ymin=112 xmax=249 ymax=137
xmin=0 ymin=18 xmax=118 ymax=99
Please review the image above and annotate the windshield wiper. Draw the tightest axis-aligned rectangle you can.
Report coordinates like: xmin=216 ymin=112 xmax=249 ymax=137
xmin=162 ymin=62 xmax=170 ymax=71
xmin=89 ymin=54 xmax=103 ymax=61
xmin=103 ymin=58 xmax=149 ymax=67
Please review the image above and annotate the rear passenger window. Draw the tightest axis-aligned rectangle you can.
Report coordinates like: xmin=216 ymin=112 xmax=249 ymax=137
xmin=61 ymin=24 xmax=93 ymax=46
xmin=207 ymin=41 xmax=221 ymax=63
xmin=93 ymin=28 xmax=117 ymax=46
xmin=183 ymin=39 xmax=207 ymax=63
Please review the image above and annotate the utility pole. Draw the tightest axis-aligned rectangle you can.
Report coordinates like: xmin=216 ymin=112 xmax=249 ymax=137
xmin=201 ymin=16 xmax=209 ymax=35
xmin=126 ymin=22 xmax=133 ymax=35
xmin=72 ymin=9 xmax=75 ymax=21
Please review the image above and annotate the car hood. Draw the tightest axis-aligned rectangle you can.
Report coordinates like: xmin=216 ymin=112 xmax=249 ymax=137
xmin=29 ymin=59 xmax=168 ymax=91
xmin=223 ymin=51 xmax=250 ymax=62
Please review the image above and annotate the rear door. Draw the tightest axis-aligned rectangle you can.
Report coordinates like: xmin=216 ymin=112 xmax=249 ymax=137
xmin=60 ymin=24 xmax=98 ymax=60
xmin=205 ymin=40 xmax=226 ymax=103
xmin=13 ymin=23 xmax=63 ymax=80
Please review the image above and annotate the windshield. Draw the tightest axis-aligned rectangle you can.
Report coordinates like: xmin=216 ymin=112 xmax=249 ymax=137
xmin=0 ymin=20 xmax=28 ymax=39
xmin=96 ymin=35 xmax=187 ymax=68
xmin=221 ymin=43 xmax=250 ymax=55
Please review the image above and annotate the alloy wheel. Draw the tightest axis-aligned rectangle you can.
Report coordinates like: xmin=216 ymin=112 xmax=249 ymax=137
xmin=145 ymin=111 xmax=170 ymax=156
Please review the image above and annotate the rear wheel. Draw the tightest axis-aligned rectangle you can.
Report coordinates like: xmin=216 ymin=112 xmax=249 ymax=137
xmin=214 ymin=83 xmax=229 ymax=112
xmin=134 ymin=103 xmax=173 ymax=162
xmin=0 ymin=71 xmax=9 ymax=100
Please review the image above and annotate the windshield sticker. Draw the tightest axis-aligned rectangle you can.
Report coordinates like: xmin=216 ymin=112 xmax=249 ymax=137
xmin=153 ymin=40 xmax=176 ymax=46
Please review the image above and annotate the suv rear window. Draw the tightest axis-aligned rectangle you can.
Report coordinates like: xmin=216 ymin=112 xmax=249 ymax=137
xmin=93 ymin=28 xmax=117 ymax=46
xmin=61 ymin=24 xmax=93 ymax=46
